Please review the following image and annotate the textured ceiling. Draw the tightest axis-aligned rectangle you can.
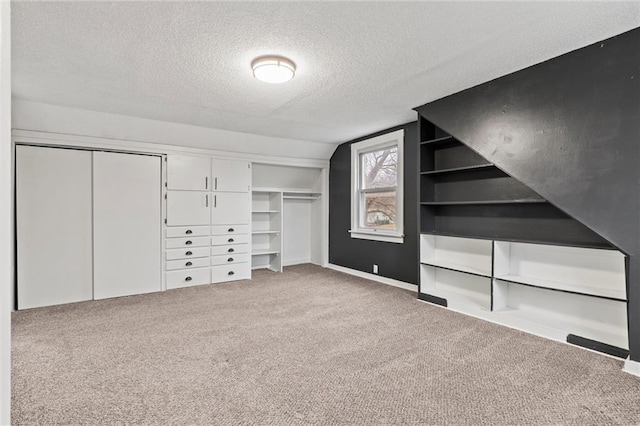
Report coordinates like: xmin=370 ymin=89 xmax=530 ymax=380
xmin=12 ymin=1 xmax=640 ymax=145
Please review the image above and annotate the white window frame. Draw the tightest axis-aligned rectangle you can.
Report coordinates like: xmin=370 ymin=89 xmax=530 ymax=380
xmin=350 ymin=129 xmax=404 ymax=244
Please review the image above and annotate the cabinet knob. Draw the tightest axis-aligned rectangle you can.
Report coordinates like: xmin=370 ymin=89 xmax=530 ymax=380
xmin=185 ymin=240 xmax=193 ymax=245
xmin=186 ymin=251 xmax=193 ymax=256
xmin=228 ymin=228 xmax=234 ymax=232
xmin=227 ymin=258 xmax=234 ymax=262
xmin=185 ymin=261 xmax=192 ymax=266
xmin=228 ymin=271 xmax=235 ymax=276
xmin=185 ymin=230 xmax=193 ymax=235
xmin=228 ymin=248 xmax=234 ymax=253
xmin=228 ymin=238 xmax=234 ymax=243
xmin=185 ymin=276 xmax=192 ymax=281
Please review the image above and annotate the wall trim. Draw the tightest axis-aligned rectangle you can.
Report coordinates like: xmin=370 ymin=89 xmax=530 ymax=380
xmin=12 ymin=129 xmax=330 ymax=169
xmin=327 ymin=263 xmax=417 ymax=291
xmin=623 ymin=358 xmax=640 ymax=377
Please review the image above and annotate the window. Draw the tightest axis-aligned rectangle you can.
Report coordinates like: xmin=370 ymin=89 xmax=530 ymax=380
xmin=350 ymin=129 xmax=404 ymax=243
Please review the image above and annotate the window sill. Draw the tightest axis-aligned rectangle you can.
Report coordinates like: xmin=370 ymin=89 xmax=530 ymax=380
xmin=349 ymin=230 xmax=404 ymax=244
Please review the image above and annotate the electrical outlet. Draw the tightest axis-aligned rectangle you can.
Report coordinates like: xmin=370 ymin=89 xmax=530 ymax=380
xmin=373 ymin=264 xmax=379 ymax=274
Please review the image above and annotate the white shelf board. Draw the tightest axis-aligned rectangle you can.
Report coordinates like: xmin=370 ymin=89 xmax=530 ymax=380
xmin=283 ymin=195 xmax=320 ymax=200
xmin=252 ymin=230 xmax=280 ymax=235
xmin=495 ymin=274 xmax=626 ymax=301
xmin=252 ymin=249 xmax=280 ymax=256
xmin=421 ymin=259 xmax=491 ymax=277
xmin=252 ymin=210 xmax=280 ymax=213
xmin=253 ymin=187 xmax=320 ymax=194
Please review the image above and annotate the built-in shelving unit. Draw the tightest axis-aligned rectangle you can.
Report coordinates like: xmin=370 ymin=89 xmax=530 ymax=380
xmin=419 ymin=234 xmax=629 ymax=357
xmin=251 ymin=190 xmax=282 ymax=272
xmin=417 ymin=115 xmax=613 ymax=249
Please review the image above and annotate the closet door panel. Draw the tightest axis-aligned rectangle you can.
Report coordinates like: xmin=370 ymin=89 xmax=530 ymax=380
xmin=211 ymin=192 xmax=249 ymax=225
xmin=167 ymin=155 xmax=210 ymax=190
xmin=16 ymin=146 xmax=93 ymax=309
xmin=211 ymin=159 xmax=250 ymax=192
xmin=93 ymin=152 xmax=162 ymax=299
xmin=167 ymin=191 xmax=210 ymax=226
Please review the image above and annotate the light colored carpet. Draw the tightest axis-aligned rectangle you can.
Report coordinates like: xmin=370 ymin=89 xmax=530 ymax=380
xmin=12 ymin=264 xmax=640 ymax=425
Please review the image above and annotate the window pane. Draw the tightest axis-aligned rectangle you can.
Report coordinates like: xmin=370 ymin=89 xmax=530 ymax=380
xmin=360 ymin=146 xmax=397 ymax=189
xmin=362 ymin=191 xmax=397 ymax=230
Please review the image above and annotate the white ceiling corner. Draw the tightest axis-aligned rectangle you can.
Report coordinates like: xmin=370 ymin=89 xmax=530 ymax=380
xmin=11 ymin=1 xmax=640 ymax=145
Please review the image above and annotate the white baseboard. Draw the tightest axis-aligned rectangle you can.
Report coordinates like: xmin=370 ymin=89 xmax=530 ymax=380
xmin=623 ymin=358 xmax=640 ymax=377
xmin=326 ymin=263 xmax=417 ymax=292
xmin=283 ymin=257 xmax=311 ymax=267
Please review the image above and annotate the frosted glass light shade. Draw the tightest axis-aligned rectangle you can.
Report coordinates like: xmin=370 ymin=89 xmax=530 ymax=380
xmin=251 ymin=56 xmax=296 ymax=84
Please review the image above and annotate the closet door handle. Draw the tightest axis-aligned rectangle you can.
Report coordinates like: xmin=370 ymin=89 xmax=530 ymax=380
xmin=228 ymin=238 xmax=234 ymax=243
xmin=185 ymin=276 xmax=192 ymax=282
xmin=186 ymin=251 xmax=193 ymax=256
xmin=214 ymin=195 xmax=217 ymax=208
xmin=185 ymin=240 xmax=193 ymax=245
xmin=205 ymin=177 xmax=208 ymax=190
xmin=215 ymin=177 xmax=218 ymax=190
xmin=185 ymin=261 xmax=193 ymax=266
xmin=228 ymin=228 xmax=234 ymax=232
xmin=228 ymin=271 xmax=235 ymax=276
xmin=227 ymin=258 xmax=234 ymax=262
xmin=206 ymin=194 xmax=209 ymax=207
xmin=228 ymin=248 xmax=234 ymax=253
xmin=185 ymin=230 xmax=193 ymax=235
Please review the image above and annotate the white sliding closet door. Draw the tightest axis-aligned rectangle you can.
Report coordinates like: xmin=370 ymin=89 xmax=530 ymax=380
xmin=16 ymin=146 xmax=93 ymax=309
xmin=93 ymin=152 xmax=161 ymax=299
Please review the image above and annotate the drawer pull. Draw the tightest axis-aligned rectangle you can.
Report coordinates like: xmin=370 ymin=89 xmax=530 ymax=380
xmin=185 ymin=276 xmax=192 ymax=281
xmin=185 ymin=240 xmax=193 ymax=245
xmin=228 ymin=271 xmax=235 ymax=276
xmin=185 ymin=230 xmax=193 ymax=235
xmin=228 ymin=238 xmax=234 ymax=243
xmin=185 ymin=261 xmax=193 ymax=266
xmin=228 ymin=248 xmax=235 ymax=253
xmin=228 ymin=228 xmax=234 ymax=232
xmin=185 ymin=251 xmax=193 ymax=256
xmin=228 ymin=258 xmax=234 ymax=262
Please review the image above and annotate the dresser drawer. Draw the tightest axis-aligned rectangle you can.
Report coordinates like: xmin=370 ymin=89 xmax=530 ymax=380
xmin=166 ymin=267 xmax=210 ymax=289
xmin=211 ymin=234 xmax=249 ymax=246
xmin=166 ymin=246 xmax=210 ymax=260
xmin=211 ymin=224 xmax=249 ymax=235
xmin=211 ymin=263 xmax=250 ymax=283
xmin=210 ymin=244 xmax=249 ymax=256
xmin=166 ymin=226 xmax=209 ymax=238
xmin=211 ymin=253 xmax=250 ymax=266
xmin=166 ymin=236 xmax=210 ymax=249
xmin=166 ymin=257 xmax=210 ymax=271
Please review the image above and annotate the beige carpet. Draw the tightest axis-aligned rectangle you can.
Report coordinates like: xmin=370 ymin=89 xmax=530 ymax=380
xmin=12 ymin=264 xmax=640 ymax=425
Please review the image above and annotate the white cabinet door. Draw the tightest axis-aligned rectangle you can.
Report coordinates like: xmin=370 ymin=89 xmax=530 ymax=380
xmin=167 ymin=155 xmax=211 ymax=191
xmin=16 ymin=146 xmax=93 ymax=309
xmin=211 ymin=192 xmax=250 ymax=225
xmin=167 ymin=191 xmax=210 ymax=226
xmin=211 ymin=159 xmax=250 ymax=192
xmin=93 ymin=152 xmax=162 ymax=299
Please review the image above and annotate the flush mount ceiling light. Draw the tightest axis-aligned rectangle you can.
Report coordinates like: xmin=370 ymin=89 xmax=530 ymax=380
xmin=251 ymin=55 xmax=296 ymax=84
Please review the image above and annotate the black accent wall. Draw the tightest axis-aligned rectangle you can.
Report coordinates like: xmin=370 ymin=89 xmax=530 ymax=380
xmin=329 ymin=122 xmax=419 ymax=285
xmin=416 ymin=28 xmax=640 ymax=359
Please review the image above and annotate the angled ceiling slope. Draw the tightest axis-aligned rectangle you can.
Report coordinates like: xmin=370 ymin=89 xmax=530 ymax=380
xmin=12 ymin=2 xmax=640 ymax=145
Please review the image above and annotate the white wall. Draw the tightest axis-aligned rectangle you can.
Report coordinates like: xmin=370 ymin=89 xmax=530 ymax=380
xmin=0 ymin=2 xmax=11 ymax=423
xmin=12 ymin=99 xmax=337 ymax=161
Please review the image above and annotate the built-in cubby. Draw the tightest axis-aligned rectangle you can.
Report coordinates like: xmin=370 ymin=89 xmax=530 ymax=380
xmin=418 ymin=234 xmax=629 ymax=356
xmin=251 ymin=191 xmax=282 ymax=272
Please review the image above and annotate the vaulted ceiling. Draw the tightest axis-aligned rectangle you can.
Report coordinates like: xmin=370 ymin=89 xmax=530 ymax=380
xmin=12 ymin=1 xmax=640 ymax=145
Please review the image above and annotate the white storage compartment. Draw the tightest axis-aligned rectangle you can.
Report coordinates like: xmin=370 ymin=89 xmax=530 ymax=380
xmin=211 ymin=192 xmax=250 ymax=225
xmin=212 ymin=263 xmax=250 ymax=283
xmin=211 ymin=224 xmax=249 ymax=235
xmin=165 ymin=246 xmax=210 ymax=260
xmin=493 ymin=279 xmax=628 ymax=350
xmin=211 ymin=234 xmax=249 ymax=246
xmin=166 ymin=257 xmax=210 ymax=271
xmin=420 ymin=264 xmax=491 ymax=311
xmin=166 ymin=226 xmax=209 ymax=238
xmin=166 ymin=236 xmax=210 ymax=249
xmin=167 ymin=155 xmax=211 ymax=191
xmin=166 ymin=191 xmax=210 ymax=226
xmin=211 ymin=253 xmax=250 ymax=266
xmin=211 ymin=244 xmax=249 ymax=256
xmin=166 ymin=267 xmax=211 ymax=289
xmin=251 ymin=191 xmax=283 ymax=272
xmin=493 ymin=241 xmax=626 ymax=301
xmin=420 ymin=234 xmax=492 ymax=277
xmin=211 ymin=159 xmax=251 ymax=192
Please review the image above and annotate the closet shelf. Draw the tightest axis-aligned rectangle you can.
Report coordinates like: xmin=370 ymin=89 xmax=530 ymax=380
xmin=494 ymin=275 xmax=626 ymax=302
xmin=252 ymin=249 xmax=280 ymax=256
xmin=252 ymin=230 xmax=280 ymax=235
xmin=283 ymin=195 xmax=320 ymax=200
xmin=421 ymin=199 xmax=548 ymax=206
xmin=420 ymin=135 xmax=458 ymax=146
xmin=420 ymin=260 xmax=491 ymax=278
xmin=420 ymin=164 xmax=495 ymax=175
xmin=252 ymin=210 xmax=280 ymax=213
